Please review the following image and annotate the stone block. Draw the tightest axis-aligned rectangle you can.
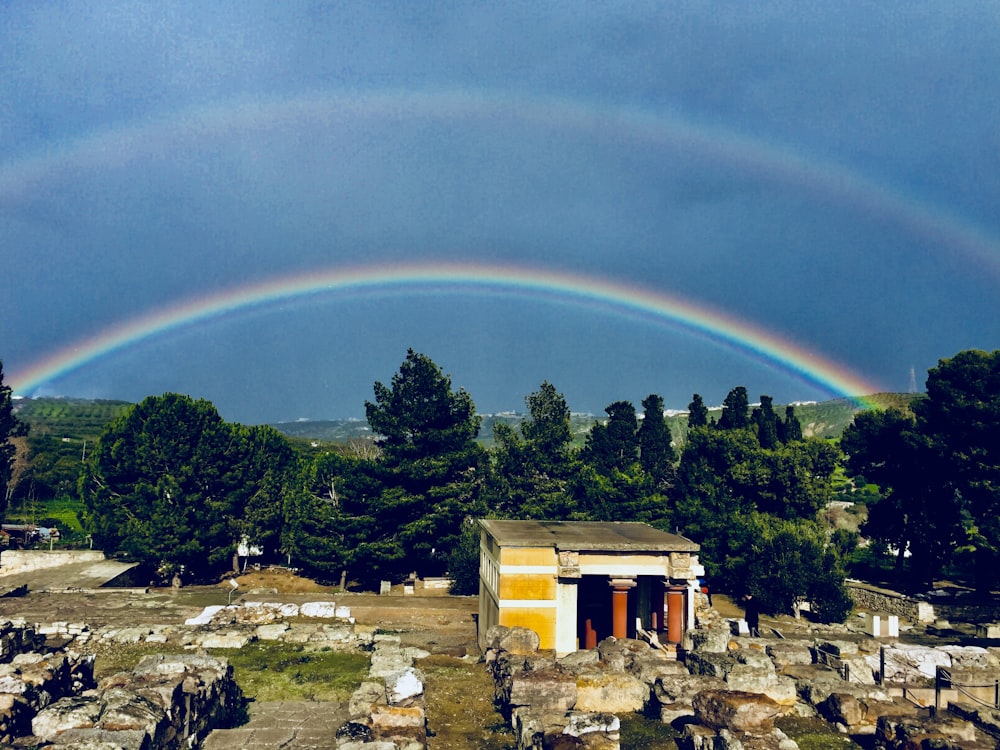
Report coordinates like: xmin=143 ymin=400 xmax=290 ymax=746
xmin=349 ymin=681 xmax=385 ymax=719
xmin=197 ymin=633 xmax=254 ymax=649
xmin=693 ymin=689 xmax=784 ymax=732
xmin=653 ymin=674 xmax=726 ymax=708
xmin=498 ymin=626 xmax=541 ymax=655
xmin=254 ymin=623 xmax=288 ymax=640
xmin=765 ymin=641 xmax=813 ymax=669
xmin=628 ymin=648 xmax=686 ymax=684
xmin=184 ymin=606 xmax=225 ymax=626
xmin=724 ymin=672 xmax=798 ymax=706
xmin=385 ymin=667 xmax=424 ymax=704
xmin=299 ymin=601 xmax=338 ymax=618
xmin=509 ymin=667 xmax=578 ymax=712
xmin=32 ymin=695 xmax=103 ymax=738
xmin=686 ymin=623 xmax=732 ymax=653
xmin=370 ymin=703 xmax=425 ymax=729
xmin=574 ymin=670 xmax=648 ymax=712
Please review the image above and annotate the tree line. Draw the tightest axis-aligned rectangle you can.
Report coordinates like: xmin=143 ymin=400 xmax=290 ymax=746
xmin=3 ymin=349 xmax=998 ymax=619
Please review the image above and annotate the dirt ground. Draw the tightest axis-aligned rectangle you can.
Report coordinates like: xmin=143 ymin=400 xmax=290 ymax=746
xmin=0 ymin=568 xmax=481 ymax=656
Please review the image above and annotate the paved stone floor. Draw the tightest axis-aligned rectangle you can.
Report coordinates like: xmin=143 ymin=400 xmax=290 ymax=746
xmin=202 ymin=700 xmax=349 ymax=749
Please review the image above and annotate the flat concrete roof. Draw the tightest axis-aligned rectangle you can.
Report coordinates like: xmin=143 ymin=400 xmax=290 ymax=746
xmin=479 ymin=520 xmax=699 ymax=553
xmin=0 ymin=559 xmax=140 ymax=592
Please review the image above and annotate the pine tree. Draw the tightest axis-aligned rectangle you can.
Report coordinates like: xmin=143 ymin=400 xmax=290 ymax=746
xmin=687 ymin=393 xmax=708 ymax=428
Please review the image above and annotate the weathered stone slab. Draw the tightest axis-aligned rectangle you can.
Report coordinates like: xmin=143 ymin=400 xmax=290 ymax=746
xmin=509 ymin=667 xmax=578 ymax=712
xmin=184 ymin=606 xmax=225 ymax=626
xmin=299 ymin=602 xmax=337 ymax=618
xmin=253 ymin=623 xmax=288 ymax=640
xmin=692 ymin=689 xmax=783 ymax=732
xmin=385 ymin=667 xmax=424 ymax=704
xmin=724 ymin=671 xmax=798 ymax=706
xmin=628 ymin=648 xmax=687 ymax=683
xmin=878 ymin=643 xmax=950 ymax=680
xmin=766 ymin=641 xmax=813 ymax=669
xmin=370 ymin=703 xmax=425 ymax=728
xmin=32 ymin=695 xmax=103 ymax=738
xmin=574 ymin=670 xmax=648 ymax=713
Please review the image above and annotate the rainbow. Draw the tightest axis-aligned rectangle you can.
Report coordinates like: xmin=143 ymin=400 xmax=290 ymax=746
xmin=8 ymin=261 xmax=885 ymax=406
xmin=2 ymin=89 xmax=1000 ymax=278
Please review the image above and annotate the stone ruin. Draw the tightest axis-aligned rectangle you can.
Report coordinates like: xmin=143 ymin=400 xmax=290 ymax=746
xmin=1 ymin=602 xmax=438 ymax=750
xmin=482 ymin=615 xmax=1000 ymax=750
xmin=0 ymin=618 xmax=242 ymax=749
xmin=338 ymin=633 xmax=431 ymax=750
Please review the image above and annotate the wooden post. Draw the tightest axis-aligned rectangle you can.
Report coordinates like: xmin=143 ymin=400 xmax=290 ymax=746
xmin=609 ymin=578 xmax=636 ymax=640
xmin=666 ymin=586 xmax=686 ymax=644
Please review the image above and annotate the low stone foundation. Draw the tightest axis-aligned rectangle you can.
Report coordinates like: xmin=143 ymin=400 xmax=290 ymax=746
xmin=847 ymin=582 xmax=936 ymax=623
xmin=341 ymin=634 xmax=429 ymax=749
xmin=31 ymin=653 xmax=243 ymax=749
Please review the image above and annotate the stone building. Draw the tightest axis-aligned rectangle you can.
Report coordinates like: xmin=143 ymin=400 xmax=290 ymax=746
xmin=478 ymin=520 xmax=702 ymax=656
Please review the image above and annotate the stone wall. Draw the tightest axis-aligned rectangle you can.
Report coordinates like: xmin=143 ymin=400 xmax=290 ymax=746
xmin=30 ymin=653 xmax=243 ymax=749
xmin=0 ymin=620 xmax=95 ymax=746
xmin=341 ymin=634 xmax=429 ymax=749
xmin=0 ymin=549 xmax=108 ymax=576
xmin=846 ymin=582 xmax=936 ymax=623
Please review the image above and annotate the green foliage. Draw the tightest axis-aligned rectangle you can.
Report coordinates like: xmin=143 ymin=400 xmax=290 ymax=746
xmin=282 ymin=449 xmax=378 ymax=581
xmin=638 ymin=394 xmax=677 ymax=489
xmin=485 ymin=381 xmax=577 ymax=519
xmin=12 ymin=397 xmax=131 ymax=440
xmin=82 ymin=393 xmax=295 ymax=579
xmin=718 ymin=386 xmax=750 ymax=431
xmin=916 ymin=349 xmax=1000 ymax=590
xmin=733 ymin=514 xmax=851 ymax=622
xmin=447 ymin=519 xmax=482 ymax=595
xmin=842 ymin=406 xmax=962 ymax=587
xmin=687 ymin=394 xmax=708 ymax=428
xmin=1 ymin=361 xmax=28 ymax=517
xmin=362 ymin=350 xmax=488 ymax=582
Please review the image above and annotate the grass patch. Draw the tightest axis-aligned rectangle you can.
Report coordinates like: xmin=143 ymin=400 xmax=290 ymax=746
xmin=776 ymin=716 xmax=863 ymax=750
xmin=619 ymin=712 xmax=680 ymax=750
xmin=420 ymin=655 xmax=515 ymax=750
xmin=210 ymin=641 xmax=369 ymax=702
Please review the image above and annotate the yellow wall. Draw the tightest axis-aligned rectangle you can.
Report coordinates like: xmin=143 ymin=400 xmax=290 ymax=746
xmin=499 ymin=546 xmax=556 ymax=566
xmin=499 ymin=608 xmax=557 ymax=650
xmin=498 ymin=573 xmax=556 ymax=601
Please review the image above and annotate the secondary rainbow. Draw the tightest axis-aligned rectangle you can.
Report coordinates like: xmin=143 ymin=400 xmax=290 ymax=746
xmin=2 ymin=89 xmax=999 ymax=279
xmin=9 ymin=262 xmax=885 ymax=405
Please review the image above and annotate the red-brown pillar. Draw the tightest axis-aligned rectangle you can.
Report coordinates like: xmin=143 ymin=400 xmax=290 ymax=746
xmin=609 ymin=578 xmax=637 ymax=640
xmin=666 ymin=585 xmax=687 ymax=644
xmin=584 ymin=617 xmax=597 ymax=649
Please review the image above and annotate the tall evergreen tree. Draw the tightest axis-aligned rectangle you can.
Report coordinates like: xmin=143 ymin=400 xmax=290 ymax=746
xmin=1 ymin=361 xmax=28 ymax=517
xmin=914 ymin=350 xmax=1000 ymax=590
xmin=584 ymin=401 xmax=639 ymax=474
xmin=752 ymin=395 xmax=779 ymax=449
xmin=488 ymin=381 xmax=575 ymax=519
xmin=687 ymin=393 xmax=709 ymax=428
xmin=638 ymin=394 xmax=676 ymax=488
xmin=718 ymin=387 xmax=750 ymax=431
xmin=364 ymin=350 xmax=488 ymax=581
xmin=783 ymin=405 xmax=803 ymax=442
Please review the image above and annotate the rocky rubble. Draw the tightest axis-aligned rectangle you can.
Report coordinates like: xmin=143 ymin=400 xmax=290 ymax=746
xmin=0 ymin=619 xmax=96 ymax=745
xmin=483 ymin=618 xmax=1000 ymax=750
xmin=340 ymin=633 xmax=430 ymax=749
xmin=30 ymin=653 xmax=243 ymax=749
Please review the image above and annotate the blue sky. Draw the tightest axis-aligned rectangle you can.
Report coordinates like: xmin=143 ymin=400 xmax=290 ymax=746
xmin=2 ymin=2 xmax=998 ymax=423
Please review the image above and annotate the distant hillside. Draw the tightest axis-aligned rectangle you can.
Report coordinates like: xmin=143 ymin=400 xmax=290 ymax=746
xmin=13 ymin=397 xmax=133 ymax=440
xmin=13 ymin=393 xmax=921 ymax=447
xmin=270 ymin=393 xmax=921 ymax=445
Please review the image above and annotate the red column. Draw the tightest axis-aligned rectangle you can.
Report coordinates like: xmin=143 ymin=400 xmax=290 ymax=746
xmin=584 ymin=617 xmax=597 ymax=649
xmin=609 ymin=578 xmax=637 ymax=640
xmin=666 ymin=585 xmax=686 ymax=644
